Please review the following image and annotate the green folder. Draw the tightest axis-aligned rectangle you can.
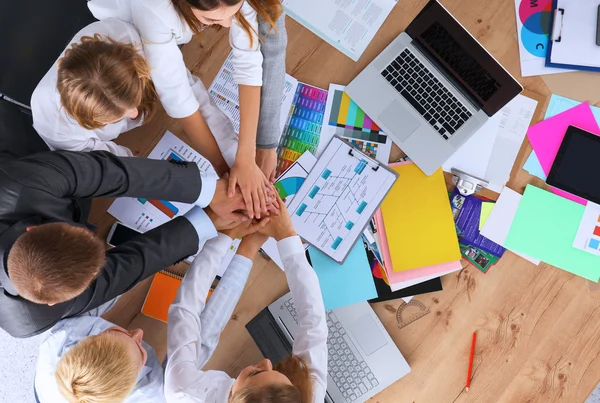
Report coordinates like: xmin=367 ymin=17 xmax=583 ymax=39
xmin=505 ymin=185 xmax=600 ymax=282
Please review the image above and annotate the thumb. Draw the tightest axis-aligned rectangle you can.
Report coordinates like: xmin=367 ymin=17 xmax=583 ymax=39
xmin=231 ymin=212 xmax=249 ymax=222
xmin=227 ymin=175 xmax=237 ymax=198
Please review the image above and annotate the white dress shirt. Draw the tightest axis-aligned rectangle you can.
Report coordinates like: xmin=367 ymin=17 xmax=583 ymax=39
xmin=164 ymin=235 xmax=328 ymax=403
xmin=31 ymin=18 xmax=238 ymax=166
xmin=34 ymin=299 xmax=165 ymax=403
xmin=88 ymin=0 xmax=263 ymax=121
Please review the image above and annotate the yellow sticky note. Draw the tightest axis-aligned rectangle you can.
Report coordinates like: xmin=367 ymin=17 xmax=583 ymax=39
xmin=479 ymin=202 xmax=494 ymax=230
xmin=380 ymin=163 xmax=460 ymax=272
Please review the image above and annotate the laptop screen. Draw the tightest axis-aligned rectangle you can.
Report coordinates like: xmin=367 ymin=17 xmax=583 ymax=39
xmin=406 ymin=1 xmax=522 ymax=116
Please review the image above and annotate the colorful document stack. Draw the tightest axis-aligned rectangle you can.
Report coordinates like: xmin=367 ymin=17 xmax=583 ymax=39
xmin=370 ymin=161 xmax=463 ymax=291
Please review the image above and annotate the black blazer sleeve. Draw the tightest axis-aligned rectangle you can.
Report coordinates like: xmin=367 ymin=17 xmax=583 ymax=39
xmin=70 ymin=217 xmax=200 ymax=315
xmin=0 ymin=150 xmax=203 ymax=202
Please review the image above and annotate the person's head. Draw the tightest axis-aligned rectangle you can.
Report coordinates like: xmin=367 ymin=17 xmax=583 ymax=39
xmin=55 ymin=326 xmax=147 ymax=403
xmin=57 ymin=34 xmax=158 ymax=130
xmin=7 ymin=222 xmax=106 ymax=305
xmin=229 ymin=356 xmax=312 ymax=403
xmin=172 ymin=0 xmax=283 ymax=43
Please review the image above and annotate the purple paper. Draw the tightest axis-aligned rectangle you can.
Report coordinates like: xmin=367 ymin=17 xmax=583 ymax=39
xmin=450 ymin=189 xmax=505 ymax=258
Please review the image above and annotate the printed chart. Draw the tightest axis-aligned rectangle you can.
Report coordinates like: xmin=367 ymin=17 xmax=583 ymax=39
xmin=208 ymin=52 xmax=298 ymax=135
xmin=276 ymin=83 xmax=329 ymax=175
xmin=573 ymin=202 xmax=600 ymax=256
xmin=288 ymin=137 xmax=397 ymax=262
xmin=319 ymin=84 xmax=392 ymax=163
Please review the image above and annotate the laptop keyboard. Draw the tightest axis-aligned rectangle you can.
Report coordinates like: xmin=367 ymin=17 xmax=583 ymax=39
xmin=284 ymin=299 xmax=378 ymax=402
xmin=380 ymin=48 xmax=472 ymax=141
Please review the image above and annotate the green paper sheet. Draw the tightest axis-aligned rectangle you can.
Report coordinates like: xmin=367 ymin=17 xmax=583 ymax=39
xmin=505 ymin=185 xmax=600 ymax=281
xmin=478 ymin=202 xmax=494 ymax=230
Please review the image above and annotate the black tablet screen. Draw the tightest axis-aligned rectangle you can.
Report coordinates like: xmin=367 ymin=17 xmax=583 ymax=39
xmin=547 ymin=126 xmax=600 ymax=204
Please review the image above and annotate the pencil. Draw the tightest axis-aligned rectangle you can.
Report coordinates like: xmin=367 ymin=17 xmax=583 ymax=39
xmin=465 ymin=331 xmax=477 ymax=392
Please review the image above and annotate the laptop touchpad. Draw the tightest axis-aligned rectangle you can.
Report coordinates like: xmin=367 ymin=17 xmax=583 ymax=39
xmin=378 ymin=99 xmax=420 ymax=142
xmin=348 ymin=314 xmax=387 ymax=356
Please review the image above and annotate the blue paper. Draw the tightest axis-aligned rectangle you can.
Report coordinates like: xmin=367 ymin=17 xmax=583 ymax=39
xmin=308 ymin=241 xmax=377 ymax=310
xmin=524 ymin=95 xmax=600 ymax=180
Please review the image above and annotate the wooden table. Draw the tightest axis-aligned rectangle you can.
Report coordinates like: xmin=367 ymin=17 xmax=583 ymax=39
xmin=97 ymin=1 xmax=600 ymax=402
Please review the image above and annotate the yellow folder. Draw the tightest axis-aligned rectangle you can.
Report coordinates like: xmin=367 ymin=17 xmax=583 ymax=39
xmin=380 ymin=163 xmax=460 ymax=272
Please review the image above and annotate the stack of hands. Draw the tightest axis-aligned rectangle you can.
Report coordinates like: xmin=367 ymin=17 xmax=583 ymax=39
xmin=206 ymin=173 xmax=295 ymax=259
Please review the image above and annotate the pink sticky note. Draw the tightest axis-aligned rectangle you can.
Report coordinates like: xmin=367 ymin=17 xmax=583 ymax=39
xmin=527 ymin=103 xmax=600 ymax=205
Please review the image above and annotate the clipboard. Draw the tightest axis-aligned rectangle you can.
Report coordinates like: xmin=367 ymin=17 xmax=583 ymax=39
xmin=546 ymin=0 xmax=600 ymax=72
xmin=286 ymin=135 xmax=399 ymax=263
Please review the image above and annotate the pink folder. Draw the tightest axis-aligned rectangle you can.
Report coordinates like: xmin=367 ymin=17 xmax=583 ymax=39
xmin=526 ymin=103 xmax=600 ymax=205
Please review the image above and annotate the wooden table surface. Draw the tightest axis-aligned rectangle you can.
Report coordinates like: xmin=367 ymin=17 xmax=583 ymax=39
xmin=97 ymin=1 xmax=600 ymax=402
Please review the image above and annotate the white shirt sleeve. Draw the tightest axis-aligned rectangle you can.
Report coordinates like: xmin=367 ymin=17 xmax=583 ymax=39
xmin=230 ymin=2 xmax=263 ymax=86
xmin=278 ymin=236 xmax=329 ymax=403
xmin=130 ymin=1 xmax=200 ymax=118
xmin=165 ymin=234 xmax=243 ymax=403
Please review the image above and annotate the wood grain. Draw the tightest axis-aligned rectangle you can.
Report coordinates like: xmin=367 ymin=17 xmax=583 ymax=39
xmin=93 ymin=1 xmax=600 ymax=401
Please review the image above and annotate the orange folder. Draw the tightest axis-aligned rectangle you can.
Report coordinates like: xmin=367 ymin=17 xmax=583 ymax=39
xmin=141 ymin=271 xmax=182 ymax=323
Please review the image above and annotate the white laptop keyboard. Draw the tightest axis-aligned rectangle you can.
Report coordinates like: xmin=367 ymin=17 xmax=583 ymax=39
xmin=284 ymin=298 xmax=379 ymax=402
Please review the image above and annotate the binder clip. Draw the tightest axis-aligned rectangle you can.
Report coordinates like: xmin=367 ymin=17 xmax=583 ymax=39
xmin=451 ymin=168 xmax=488 ymax=196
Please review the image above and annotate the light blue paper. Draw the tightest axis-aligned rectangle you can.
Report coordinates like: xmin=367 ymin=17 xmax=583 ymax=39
xmin=524 ymin=95 xmax=600 ymax=180
xmin=308 ymin=241 xmax=377 ymax=310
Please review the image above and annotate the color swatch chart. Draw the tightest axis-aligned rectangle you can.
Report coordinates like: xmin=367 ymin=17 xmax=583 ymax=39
xmin=573 ymin=202 xmax=600 ymax=257
xmin=276 ymin=83 xmax=329 ymax=175
xmin=287 ymin=137 xmax=397 ymax=262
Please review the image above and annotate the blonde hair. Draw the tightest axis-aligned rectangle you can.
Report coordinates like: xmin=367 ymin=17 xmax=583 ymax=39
xmin=55 ymin=332 xmax=140 ymax=403
xmin=57 ymin=34 xmax=158 ymax=130
xmin=230 ymin=356 xmax=313 ymax=403
xmin=8 ymin=223 xmax=106 ymax=305
xmin=172 ymin=0 xmax=283 ymax=46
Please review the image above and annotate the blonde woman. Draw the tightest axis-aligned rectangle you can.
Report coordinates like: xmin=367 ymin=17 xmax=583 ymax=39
xmin=33 ymin=218 xmax=268 ymax=403
xmin=165 ymin=193 xmax=328 ymax=403
xmin=31 ymin=18 xmax=238 ymax=172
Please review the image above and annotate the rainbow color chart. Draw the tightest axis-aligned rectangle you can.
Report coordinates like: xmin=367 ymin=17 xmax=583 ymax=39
xmin=276 ymin=83 xmax=328 ymax=175
xmin=328 ymin=89 xmax=386 ymax=144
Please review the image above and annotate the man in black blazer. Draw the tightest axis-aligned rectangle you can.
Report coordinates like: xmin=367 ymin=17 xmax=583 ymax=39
xmin=0 ymin=100 xmax=250 ymax=338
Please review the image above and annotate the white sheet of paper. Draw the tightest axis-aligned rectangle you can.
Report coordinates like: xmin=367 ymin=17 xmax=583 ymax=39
xmin=573 ymin=202 xmax=600 ymax=256
xmin=208 ymin=52 xmax=298 ymax=135
xmin=390 ymin=263 xmax=462 ymax=292
xmin=282 ymin=0 xmax=397 ymax=61
xmin=443 ymin=94 xmax=538 ymax=193
xmin=288 ymin=137 xmax=397 ymax=262
xmin=318 ymin=84 xmax=392 ymax=164
xmin=480 ymin=187 xmax=540 ymax=265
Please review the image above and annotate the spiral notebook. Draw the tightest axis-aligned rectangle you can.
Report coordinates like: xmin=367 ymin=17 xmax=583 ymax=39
xmin=141 ymin=270 xmax=217 ymax=323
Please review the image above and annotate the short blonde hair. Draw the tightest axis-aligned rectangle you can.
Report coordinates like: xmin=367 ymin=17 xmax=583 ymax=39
xmin=55 ymin=332 xmax=140 ymax=403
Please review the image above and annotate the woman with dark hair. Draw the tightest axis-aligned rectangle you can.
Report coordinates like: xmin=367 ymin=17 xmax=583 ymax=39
xmin=88 ymin=0 xmax=288 ymax=220
xmin=165 ymin=193 xmax=328 ymax=403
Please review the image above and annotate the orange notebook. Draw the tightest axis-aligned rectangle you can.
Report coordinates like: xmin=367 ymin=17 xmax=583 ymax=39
xmin=141 ymin=270 xmax=217 ymax=323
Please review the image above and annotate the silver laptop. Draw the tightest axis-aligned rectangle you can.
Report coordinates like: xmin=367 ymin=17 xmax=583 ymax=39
xmin=247 ymin=293 xmax=410 ymax=403
xmin=346 ymin=0 xmax=523 ymax=175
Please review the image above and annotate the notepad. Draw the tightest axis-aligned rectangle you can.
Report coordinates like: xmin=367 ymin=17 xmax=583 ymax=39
xmin=504 ymin=185 xmax=600 ymax=281
xmin=380 ymin=162 xmax=460 ymax=272
xmin=141 ymin=271 xmax=183 ymax=323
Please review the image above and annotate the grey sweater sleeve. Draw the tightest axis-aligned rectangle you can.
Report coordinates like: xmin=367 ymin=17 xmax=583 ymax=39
xmin=256 ymin=12 xmax=288 ymax=149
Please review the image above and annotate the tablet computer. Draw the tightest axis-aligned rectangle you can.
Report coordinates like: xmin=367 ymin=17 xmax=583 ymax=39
xmin=546 ymin=125 xmax=600 ymax=205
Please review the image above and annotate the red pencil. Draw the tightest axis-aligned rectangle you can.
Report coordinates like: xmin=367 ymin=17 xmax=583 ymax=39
xmin=466 ymin=331 xmax=477 ymax=392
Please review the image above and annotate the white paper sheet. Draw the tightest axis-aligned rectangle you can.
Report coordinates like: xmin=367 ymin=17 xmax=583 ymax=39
xmin=107 ymin=131 xmax=237 ymax=276
xmin=513 ymin=0 xmax=572 ymax=77
xmin=318 ymin=84 xmax=392 ymax=163
xmin=282 ymin=0 xmax=397 ymax=61
xmin=443 ymin=94 xmax=538 ymax=193
xmin=573 ymin=202 xmax=600 ymax=256
xmin=288 ymin=137 xmax=397 ymax=262
xmin=480 ymin=187 xmax=540 ymax=265
xmin=208 ymin=52 xmax=299 ymax=135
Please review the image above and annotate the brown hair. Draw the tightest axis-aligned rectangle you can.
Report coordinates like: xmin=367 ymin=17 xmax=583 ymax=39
xmin=230 ymin=356 xmax=313 ymax=403
xmin=7 ymin=223 xmax=106 ymax=304
xmin=57 ymin=34 xmax=158 ymax=130
xmin=172 ymin=0 xmax=283 ymax=46
xmin=55 ymin=332 xmax=140 ymax=403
